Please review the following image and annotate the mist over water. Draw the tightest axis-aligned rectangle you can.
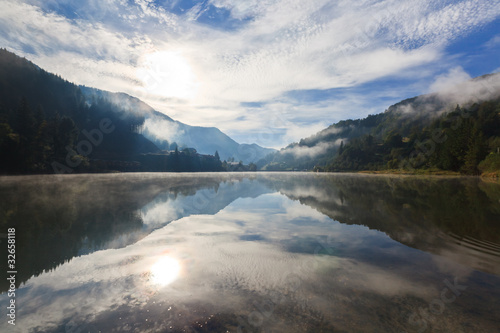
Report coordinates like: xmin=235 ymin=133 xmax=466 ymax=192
xmin=1 ymin=173 xmax=499 ymax=332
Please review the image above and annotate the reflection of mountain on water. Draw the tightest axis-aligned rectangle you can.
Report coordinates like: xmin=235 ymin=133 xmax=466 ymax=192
xmin=1 ymin=172 xmax=499 ymax=292
xmin=78 ymin=177 xmax=272 ymax=252
xmin=140 ymin=178 xmax=271 ymax=229
xmin=0 ymin=173 xmax=271 ymax=292
xmin=265 ymin=173 xmax=500 ymax=276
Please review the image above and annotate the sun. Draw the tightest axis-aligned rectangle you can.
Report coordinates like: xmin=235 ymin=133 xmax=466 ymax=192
xmin=150 ymin=255 xmax=181 ymax=286
xmin=137 ymin=51 xmax=198 ymax=99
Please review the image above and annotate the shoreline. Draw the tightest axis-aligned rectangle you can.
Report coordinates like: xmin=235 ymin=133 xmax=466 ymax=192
xmin=355 ymin=169 xmax=500 ymax=182
xmin=357 ymin=169 xmax=461 ymax=176
xmin=0 ymin=170 xmax=499 ymax=183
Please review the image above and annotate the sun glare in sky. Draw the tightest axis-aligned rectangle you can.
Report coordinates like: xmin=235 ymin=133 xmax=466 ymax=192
xmin=150 ymin=255 xmax=181 ymax=286
xmin=137 ymin=51 xmax=199 ymax=100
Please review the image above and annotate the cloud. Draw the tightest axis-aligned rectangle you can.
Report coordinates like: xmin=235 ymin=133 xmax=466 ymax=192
xmin=197 ymin=0 xmax=499 ymax=107
xmin=429 ymin=67 xmax=472 ymax=93
xmin=425 ymin=68 xmax=500 ymax=107
xmin=0 ymin=1 xmax=151 ymax=61
xmin=484 ymin=34 xmax=500 ymax=48
xmin=282 ymin=140 xmax=343 ymax=159
xmin=317 ymin=126 xmax=343 ymax=138
xmin=209 ymin=0 xmax=279 ymax=20
xmin=142 ymin=117 xmax=185 ymax=144
xmin=0 ymin=1 xmax=155 ymax=95
xmin=392 ymin=70 xmax=500 ymax=116
xmin=389 ymin=0 xmax=500 ymax=47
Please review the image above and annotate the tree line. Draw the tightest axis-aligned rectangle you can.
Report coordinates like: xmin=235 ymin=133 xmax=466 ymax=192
xmin=324 ymin=101 xmax=500 ymax=175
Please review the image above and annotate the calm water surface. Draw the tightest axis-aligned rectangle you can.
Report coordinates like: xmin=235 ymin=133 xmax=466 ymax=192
xmin=0 ymin=173 xmax=499 ymax=332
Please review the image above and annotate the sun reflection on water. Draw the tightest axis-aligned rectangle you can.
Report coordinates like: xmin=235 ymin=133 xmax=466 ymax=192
xmin=150 ymin=256 xmax=181 ymax=286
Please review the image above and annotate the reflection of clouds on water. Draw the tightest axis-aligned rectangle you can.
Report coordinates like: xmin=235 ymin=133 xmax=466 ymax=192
xmin=430 ymin=252 xmax=474 ymax=280
xmin=4 ymin=191 xmax=485 ymax=333
xmin=141 ymin=195 xmax=180 ymax=227
xmin=279 ymin=184 xmax=334 ymax=205
xmin=139 ymin=178 xmax=272 ymax=228
xmin=282 ymin=197 xmax=332 ymax=222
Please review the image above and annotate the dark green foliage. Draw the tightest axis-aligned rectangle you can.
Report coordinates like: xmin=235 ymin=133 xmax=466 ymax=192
xmin=135 ymin=150 xmax=223 ymax=172
xmin=479 ymin=153 xmax=500 ymax=173
xmin=0 ymin=49 xmax=122 ymax=173
xmin=326 ymin=101 xmax=497 ymax=174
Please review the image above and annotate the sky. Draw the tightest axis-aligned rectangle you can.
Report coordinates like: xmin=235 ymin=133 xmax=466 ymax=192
xmin=1 ymin=0 xmax=500 ymax=149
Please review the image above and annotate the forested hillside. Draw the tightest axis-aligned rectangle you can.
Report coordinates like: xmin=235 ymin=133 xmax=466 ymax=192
xmin=0 ymin=49 xmax=160 ymax=173
xmin=260 ymin=74 xmax=500 ymax=176
xmin=326 ymin=101 xmax=500 ymax=175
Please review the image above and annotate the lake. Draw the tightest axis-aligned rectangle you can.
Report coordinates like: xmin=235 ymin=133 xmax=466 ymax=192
xmin=1 ymin=172 xmax=499 ymax=332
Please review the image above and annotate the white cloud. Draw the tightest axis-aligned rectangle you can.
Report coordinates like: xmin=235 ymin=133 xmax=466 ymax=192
xmin=282 ymin=140 xmax=342 ymax=159
xmin=485 ymin=34 xmax=500 ymax=48
xmin=34 ymin=52 xmax=141 ymax=93
xmin=391 ymin=0 xmax=500 ymax=47
xmin=434 ymin=71 xmax=500 ymax=104
xmin=393 ymin=70 xmax=500 ymax=116
xmin=0 ymin=1 xmax=153 ymax=94
xmin=319 ymin=126 xmax=343 ymax=137
xmin=143 ymin=117 xmax=185 ymax=143
xmin=429 ymin=67 xmax=472 ymax=93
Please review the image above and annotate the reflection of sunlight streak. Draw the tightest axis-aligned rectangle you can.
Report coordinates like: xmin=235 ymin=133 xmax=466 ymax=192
xmin=150 ymin=256 xmax=181 ymax=286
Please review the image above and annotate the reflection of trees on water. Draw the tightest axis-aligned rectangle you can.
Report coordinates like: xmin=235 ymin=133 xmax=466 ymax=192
xmin=265 ymin=174 xmax=500 ymax=275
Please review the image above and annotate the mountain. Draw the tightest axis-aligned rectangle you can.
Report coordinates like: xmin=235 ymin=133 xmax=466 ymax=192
xmin=0 ymin=49 xmax=272 ymax=174
xmin=260 ymin=72 xmax=500 ymax=175
xmin=79 ymin=87 xmax=276 ymax=164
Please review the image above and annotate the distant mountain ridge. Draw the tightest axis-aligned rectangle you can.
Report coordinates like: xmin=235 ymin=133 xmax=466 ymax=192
xmin=79 ymin=87 xmax=276 ymax=164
